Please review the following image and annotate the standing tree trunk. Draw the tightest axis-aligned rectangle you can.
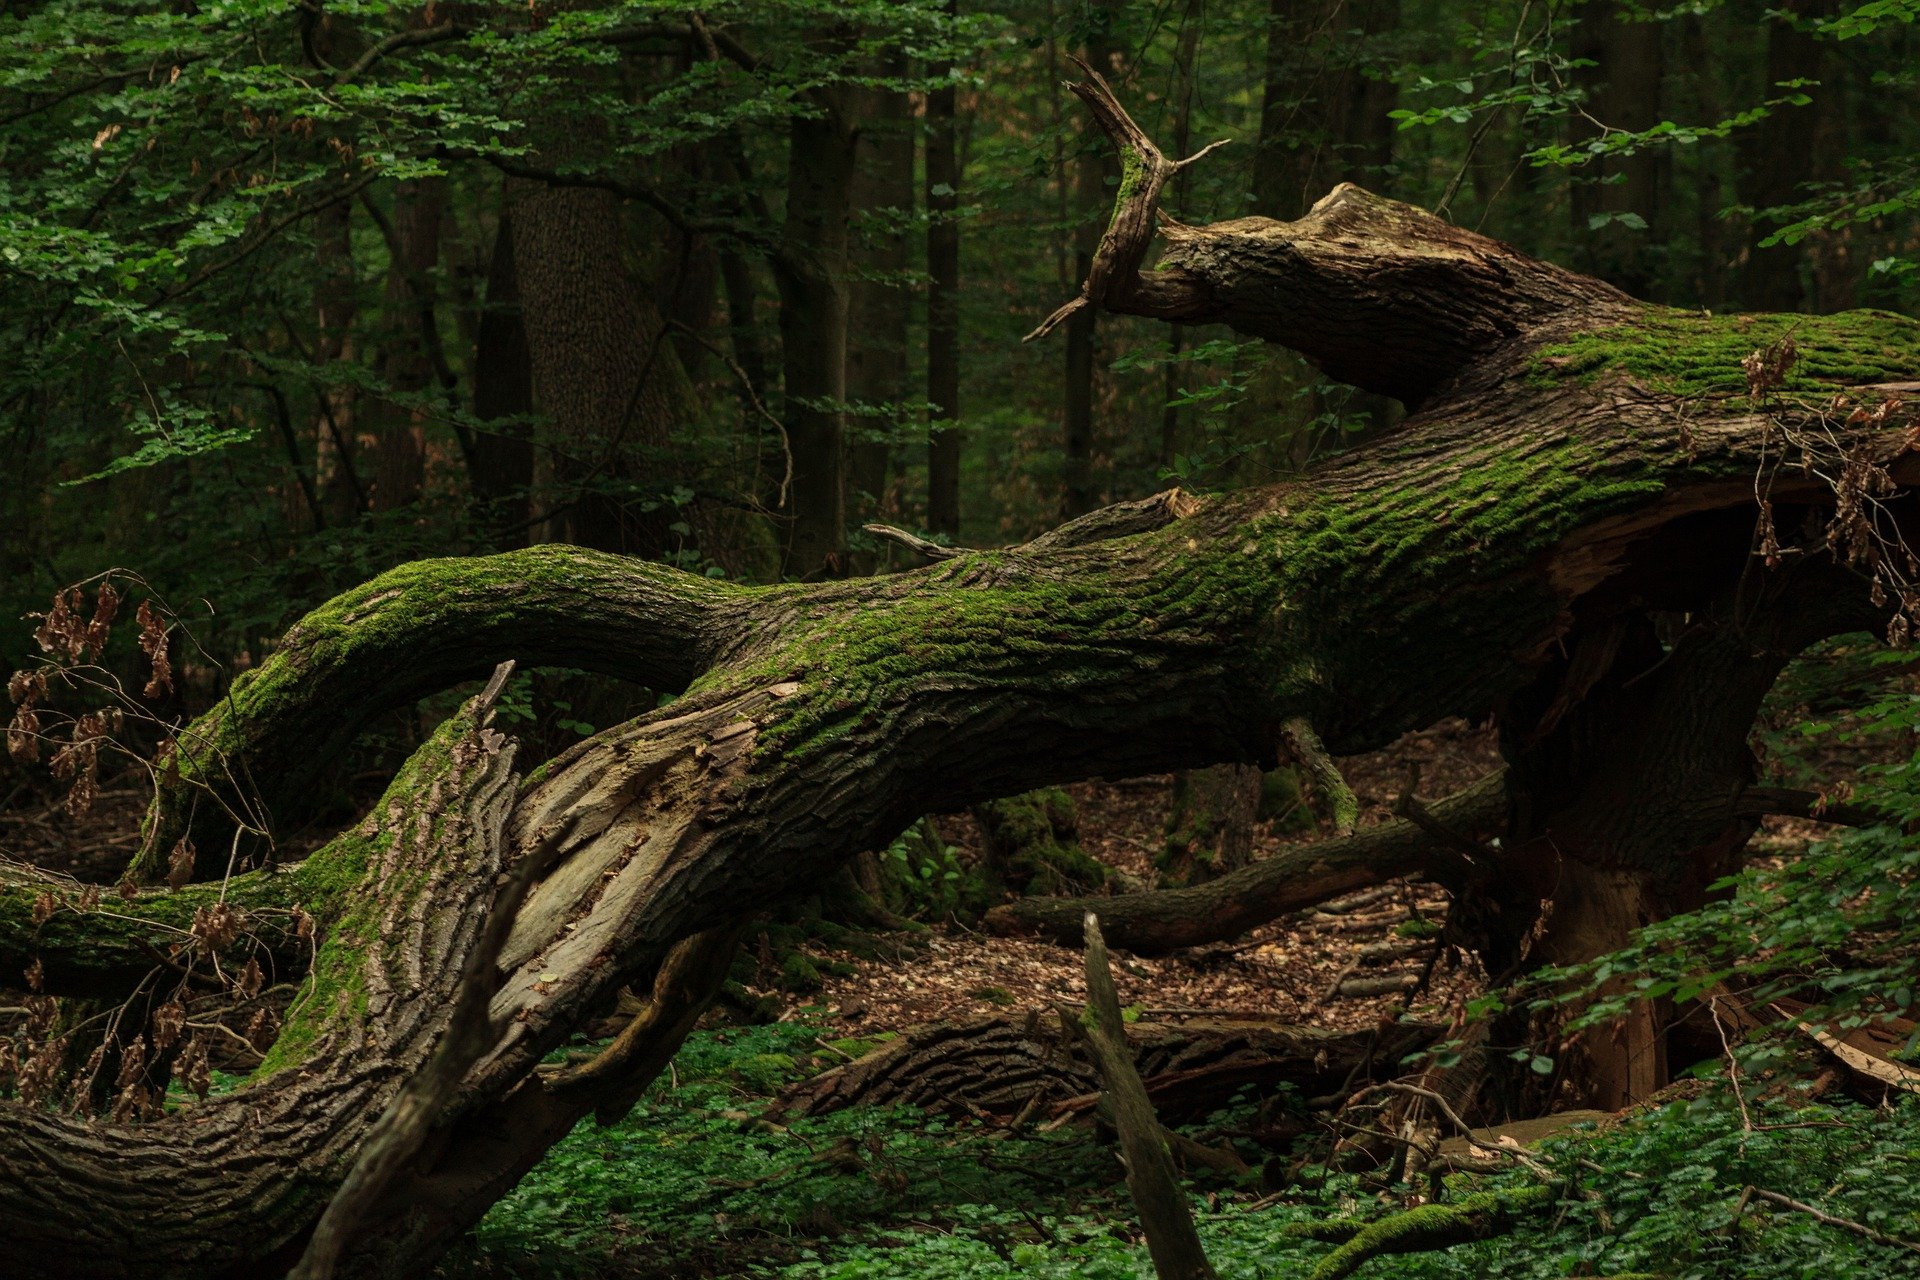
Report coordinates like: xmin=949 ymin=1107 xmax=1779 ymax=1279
xmin=311 ymin=198 xmax=365 ymax=524
xmin=16 ymin=71 xmax=1919 ymax=1280
xmin=1569 ymin=2 xmax=1666 ymax=298
xmin=1161 ymin=762 xmax=1262 ymax=884
xmin=468 ymin=211 xmax=536 ymax=550
xmin=1736 ymin=0 xmax=1827 ymax=312
xmin=1158 ymin=0 xmax=1203 ymax=472
xmin=776 ymin=81 xmax=859 ymax=580
xmin=847 ymin=66 xmax=917 ymax=549
xmin=511 ymin=177 xmax=692 ymax=557
xmin=926 ymin=7 xmax=964 ymax=539
xmin=1062 ymin=7 xmax=1120 ymax=520
xmin=366 ymin=177 xmax=447 ymax=512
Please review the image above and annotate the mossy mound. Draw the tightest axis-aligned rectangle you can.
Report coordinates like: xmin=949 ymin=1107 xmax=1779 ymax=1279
xmin=974 ymin=788 xmax=1111 ymax=898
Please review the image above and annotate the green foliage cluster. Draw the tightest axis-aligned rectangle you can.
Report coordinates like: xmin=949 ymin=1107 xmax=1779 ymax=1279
xmin=464 ymin=1022 xmax=1920 ymax=1279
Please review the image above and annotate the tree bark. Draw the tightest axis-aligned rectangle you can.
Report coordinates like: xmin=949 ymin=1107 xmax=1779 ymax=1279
xmin=1062 ymin=12 xmax=1121 ymax=520
xmin=926 ymin=12 xmax=964 ymax=538
xmin=1569 ymin=2 xmax=1666 ymax=298
xmin=467 ymin=211 xmax=535 ymax=549
xmin=989 ymin=772 xmax=1507 ymax=953
xmin=9 ymin=69 xmax=1918 ymax=1279
xmin=366 ymin=177 xmax=446 ymax=512
xmin=847 ymin=66 xmax=916 ymax=551
xmin=1736 ymin=0 xmax=1827 ymax=312
xmin=510 ymin=177 xmax=691 ymax=556
xmin=1079 ymin=914 xmax=1219 ymax=1280
xmin=775 ymin=83 xmax=858 ymax=580
xmin=1161 ymin=763 xmax=1261 ymax=884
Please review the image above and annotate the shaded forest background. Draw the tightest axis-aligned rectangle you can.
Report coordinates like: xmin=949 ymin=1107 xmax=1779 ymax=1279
xmin=6 ymin=4 xmax=1920 ymax=1278
xmin=5 ymin=0 xmax=1917 ymax=702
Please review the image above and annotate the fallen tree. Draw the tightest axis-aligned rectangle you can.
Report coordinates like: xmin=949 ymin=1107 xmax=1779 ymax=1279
xmin=1 ymin=65 xmax=1916 ymax=1278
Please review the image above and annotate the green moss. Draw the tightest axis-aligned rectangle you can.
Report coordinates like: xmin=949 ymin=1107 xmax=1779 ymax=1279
xmin=134 ymin=544 xmax=744 ymax=882
xmin=250 ymin=699 xmax=487 ymax=1081
xmin=1535 ymin=305 xmax=1919 ymax=399
xmin=976 ymin=789 xmax=1111 ymax=897
xmin=1307 ymin=1183 xmax=1558 ymax=1280
xmin=777 ymin=953 xmax=823 ymax=993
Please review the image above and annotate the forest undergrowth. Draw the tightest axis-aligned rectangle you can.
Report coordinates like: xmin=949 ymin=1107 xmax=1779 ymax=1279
xmin=457 ymin=1019 xmax=1920 ymax=1280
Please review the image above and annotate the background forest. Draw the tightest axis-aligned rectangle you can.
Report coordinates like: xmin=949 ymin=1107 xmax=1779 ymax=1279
xmin=4 ymin=1 xmax=1920 ymax=1278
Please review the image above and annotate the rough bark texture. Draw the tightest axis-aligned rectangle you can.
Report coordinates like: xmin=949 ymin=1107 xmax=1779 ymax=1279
xmin=7 ymin=68 xmax=1919 ymax=1278
xmin=467 ymin=211 xmax=536 ymax=549
xmin=778 ymin=1015 xmax=1436 ymax=1125
xmin=510 ymin=175 xmax=691 ymax=555
xmin=1161 ymin=763 xmax=1263 ymax=883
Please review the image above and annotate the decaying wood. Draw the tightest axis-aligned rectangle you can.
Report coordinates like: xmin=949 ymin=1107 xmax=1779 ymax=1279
xmin=987 ymin=773 xmax=1507 ymax=953
xmin=1 ymin=59 xmax=1915 ymax=1278
xmin=776 ymin=1013 xmax=1439 ymax=1125
xmin=1078 ymin=913 xmax=1218 ymax=1280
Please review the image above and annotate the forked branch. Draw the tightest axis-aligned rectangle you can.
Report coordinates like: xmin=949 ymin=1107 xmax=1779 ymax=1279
xmin=1025 ymin=58 xmax=1227 ymax=342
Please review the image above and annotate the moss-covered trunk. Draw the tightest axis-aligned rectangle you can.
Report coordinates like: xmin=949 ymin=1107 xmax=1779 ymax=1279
xmin=3 ymin=70 xmax=1916 ymax=1279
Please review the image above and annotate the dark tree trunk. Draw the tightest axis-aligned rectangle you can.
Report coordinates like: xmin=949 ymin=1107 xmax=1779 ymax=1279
xmin=776 ymin=85 xmax=858 ymax=580
xmin=14 ymin=72 xmax=1917 ymax=1280
xmin=510 ymin=177 xmax=691 ymax=557
xmin=468 ymin=211 xmax=535 ymax=549
xmin=926 ymin=6 xmax=964 ymax=538
xmin=311 ymin=199 xmax=365 ymax=523
xmin=1161 ymin=763 xmax=1261 ymax=884
xmin=1062 ymin=12 xmax=1120 ymax=520
xmin=847 ymin=66 xmax=916 ymax=551
xmin=1158 ymin=0 xmax=1203 ymax=471
xmin=1253 ymin=0 xmax=1398 ymax=220
xmin=367 ymin=177 xmax=447 ymax=512
xmin=1569 ymin=3 xmax=1666 ymax=298
xmin=1736 ymin=0 xmax=1826 ymax=312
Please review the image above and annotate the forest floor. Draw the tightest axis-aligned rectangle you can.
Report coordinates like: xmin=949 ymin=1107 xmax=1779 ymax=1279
xmin=1 ymin=714 xmax=1885 ymax=1280
xmin=761 ymin=717 xmax=1823 ymax=1042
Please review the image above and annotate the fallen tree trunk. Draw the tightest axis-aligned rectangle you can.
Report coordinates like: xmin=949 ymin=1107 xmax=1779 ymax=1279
xmin=2 ymin=65 xmax=1916 ymax=1279
xmin=985 ymin=771 xmax=1506 ymax=953
xmin=776 ymin=1014 xmax=1439 ymax=1124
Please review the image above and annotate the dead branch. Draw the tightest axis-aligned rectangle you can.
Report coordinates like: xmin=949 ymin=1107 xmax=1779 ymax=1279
xmin=1080 ymin=912 xmax=1218 ymax=1280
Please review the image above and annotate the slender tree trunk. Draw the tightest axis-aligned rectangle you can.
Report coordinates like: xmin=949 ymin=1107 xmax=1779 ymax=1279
xmin=311 ymin=199 xmax=365 ymax=523
xmin=847 ymin=66 xmax=916 ymax=549
xmin=1737 ymin=0 xmax=1826 ymax=312
xmin=1681 ymin=14 xmax=1731 ymax=309
xmin=926 ymin=5 xmax=964 ymax=539
xmin=1158 ymin=0 xmax=1203 ymax=472
xmin=925 ymin=6 xmax=967 ymax=537
xmin=365 ymin=178 xmax=446 ymax=513
xmin=775 ymin=87 xmax=858 ymax=579
xmin=468 ymin=211 xmax=535 ymax=549
xmin=1063 ymin=16 xmax=1120 ymax=519
xmin=1569 ymin=2 xmax=1666 ymax=298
